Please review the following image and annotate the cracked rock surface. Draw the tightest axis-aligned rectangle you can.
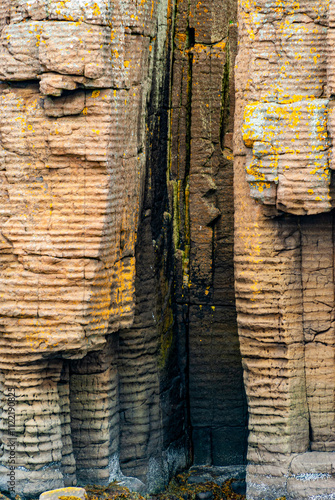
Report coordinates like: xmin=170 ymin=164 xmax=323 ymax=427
xmin=235 ymin=0 xmax=335 ymax=498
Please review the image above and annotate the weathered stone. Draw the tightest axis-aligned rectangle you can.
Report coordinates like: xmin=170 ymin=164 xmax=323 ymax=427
xmin=170 ymin=0 xmax=247 ymax=468
xmin=230 ymin=480 xmax=246 ymax=496
xmin=242 ymin=100 xmax=331 ymax=214
xmin=235 ymin=0 xmax=335 ymax=498
xmin=187 ymin=475 xmax=213 ymax=485
xmin=0 ymin=0 xmax=188 ymax=497
xmin=195 ymin=492 xmax=213 ymax=500
xmin=39 ymin=487 xmax=87 ymax=500
xmin=0 ymin=0 xmax=247 ymax=497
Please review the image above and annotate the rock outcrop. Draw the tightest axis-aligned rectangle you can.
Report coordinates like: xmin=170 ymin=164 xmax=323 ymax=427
xmin=169 ymin=0 xmax=247 ymax=467
xmin=234 ymin=0 xmax=335 ymax=498
xmin=5 ymin=0 xmax=335 ymax=498
xmin=0 ymin=0 xmax=188 ymax=496
xmin=0 ymin=0 xmax=246 ymax=498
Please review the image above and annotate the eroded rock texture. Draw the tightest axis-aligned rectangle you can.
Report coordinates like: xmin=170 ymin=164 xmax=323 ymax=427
xmin=170 ymin=0 xmax=247 ymax=467
xmin=0 ymin=0 xmax=188 ymax=496
xmin=235 ymin=0 xmax=335 ymax=498
xmin=0 ymin=0 xmax=247 ymax=497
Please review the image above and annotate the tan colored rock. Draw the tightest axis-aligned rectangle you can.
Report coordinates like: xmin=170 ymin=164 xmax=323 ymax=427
xmin=235 ymin=0 xmax=335 ymax=498
xmin=242 ymin=99 xmax=331 ymax=214
xmin=0 ymin=0 xmax=180 ymax=496
xmin=0 ymin=20 xmax=112 ymax=89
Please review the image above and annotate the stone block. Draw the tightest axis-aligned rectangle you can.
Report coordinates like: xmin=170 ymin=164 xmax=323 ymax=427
xmin=242 ymin=100 xmax=331 ymax=215
xmin=39 ymin=488 xmax=87 ymax=500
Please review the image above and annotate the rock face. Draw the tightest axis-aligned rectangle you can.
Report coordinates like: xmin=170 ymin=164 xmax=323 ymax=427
xmin=0 ymin=0 xmax=246 ymax=498
xmin=170 ymin=0 xmax=248 ymax=468
xmin=235 ymin=0 xmax=335 ymax=498
xmin=6 ymin=0 xmax=335 ymax=498
xmin=0 ymin=0 xmax=187 ymax=496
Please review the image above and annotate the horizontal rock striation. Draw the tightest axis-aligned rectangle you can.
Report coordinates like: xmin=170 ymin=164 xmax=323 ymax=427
xmin=235 ymin=0 xmax=335 ymax=498
xmin=0 ymin=0 xmax=189 ymax=496
xmin=242 ymin=99 xmax=331 ymax=214
xmin=0 ymin=0 xmax=249 ymax=497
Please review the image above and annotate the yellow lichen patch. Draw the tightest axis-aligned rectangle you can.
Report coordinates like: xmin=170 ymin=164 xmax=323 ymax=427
xmin=242 ymin=98 xmax=331 ymax=213
xmin=59 ymin=497 xmax=83 ymax=500
xmin=91 ymin=3 xmax=101 ymax=16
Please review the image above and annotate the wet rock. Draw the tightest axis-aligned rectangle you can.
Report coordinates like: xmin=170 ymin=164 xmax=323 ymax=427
xmin=195 ymin=492 xmax=214 ymax=500
xmin=214 ymin=465 xmax=246 ymax=485
xmin=116 ymin=478 xmax=146 ymax=494
xmin=230 ymin=480 xmax=246 ymax=496
xmin=187 ymin=474 xmax=213 ymax=485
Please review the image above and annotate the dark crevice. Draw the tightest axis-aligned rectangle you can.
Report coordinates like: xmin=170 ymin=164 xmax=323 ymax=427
xmin=6 ymin=80 xmax=40 ymax=88
xmin=187 ymin=27 xmax=195 ymax=48
xmin=220 ymin=45 xmax=230 ymax=151
xmin=183 ymin=1 xmax=194 ymax=465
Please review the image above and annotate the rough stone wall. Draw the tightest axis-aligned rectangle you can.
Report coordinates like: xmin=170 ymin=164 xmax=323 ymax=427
xmin=170 ymin=0 xmax=248 ymax=467
xmin=234 ymin=0 xmax=335 ymax=498
xmin=0 ymin=0 xmax=188 ymax=496
xmin=0 ymin=0 xmax=248 ymax=497
xmin=117 ymin=3 xmax=190 ymax=486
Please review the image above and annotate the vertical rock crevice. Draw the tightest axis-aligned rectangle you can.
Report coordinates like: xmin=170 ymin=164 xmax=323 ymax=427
xmin=0 ymin=0 xmax=249 ymax=497
xmin=170 ymin=0 xmax=247 ymax=468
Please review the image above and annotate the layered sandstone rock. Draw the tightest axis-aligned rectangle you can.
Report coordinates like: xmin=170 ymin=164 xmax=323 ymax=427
xmin=117 ymin=0 xmax=247 ymax=482
xmin=0 ymin=0 xmax=246 ymax=497
xmin=235 ymin=0 xmax=335 ymax=498
xmin=0 ymin=0 xmax=189 ymax=496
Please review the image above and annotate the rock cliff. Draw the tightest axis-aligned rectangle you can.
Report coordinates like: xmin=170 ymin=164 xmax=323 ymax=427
xmin=235 ymin=0 xmax=335 ymax=498
xmin=0 ymin=0 xmax=246 ymax=498
xmin=169 ymin=0 xmax=247 ymax=469
xmin=6 ymin=0 xmax=335 ymax=498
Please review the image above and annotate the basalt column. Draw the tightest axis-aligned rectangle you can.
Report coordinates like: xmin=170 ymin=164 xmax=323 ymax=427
xmin=0 ymin=0 xmax=187 ymax=496
xmin=170 ymin=0 xmax=248 ymax=466
xmin=235 ymin=0 xmax=335 ymax=498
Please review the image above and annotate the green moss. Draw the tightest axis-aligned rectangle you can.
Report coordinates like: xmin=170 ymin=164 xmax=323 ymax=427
xmin=158 ymin=297 xmax=174 ymax=370
xmin=159 ymin=327 xmax=174 ymax=369
xmin=182 ymin=177 xmax=190 ymax=289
